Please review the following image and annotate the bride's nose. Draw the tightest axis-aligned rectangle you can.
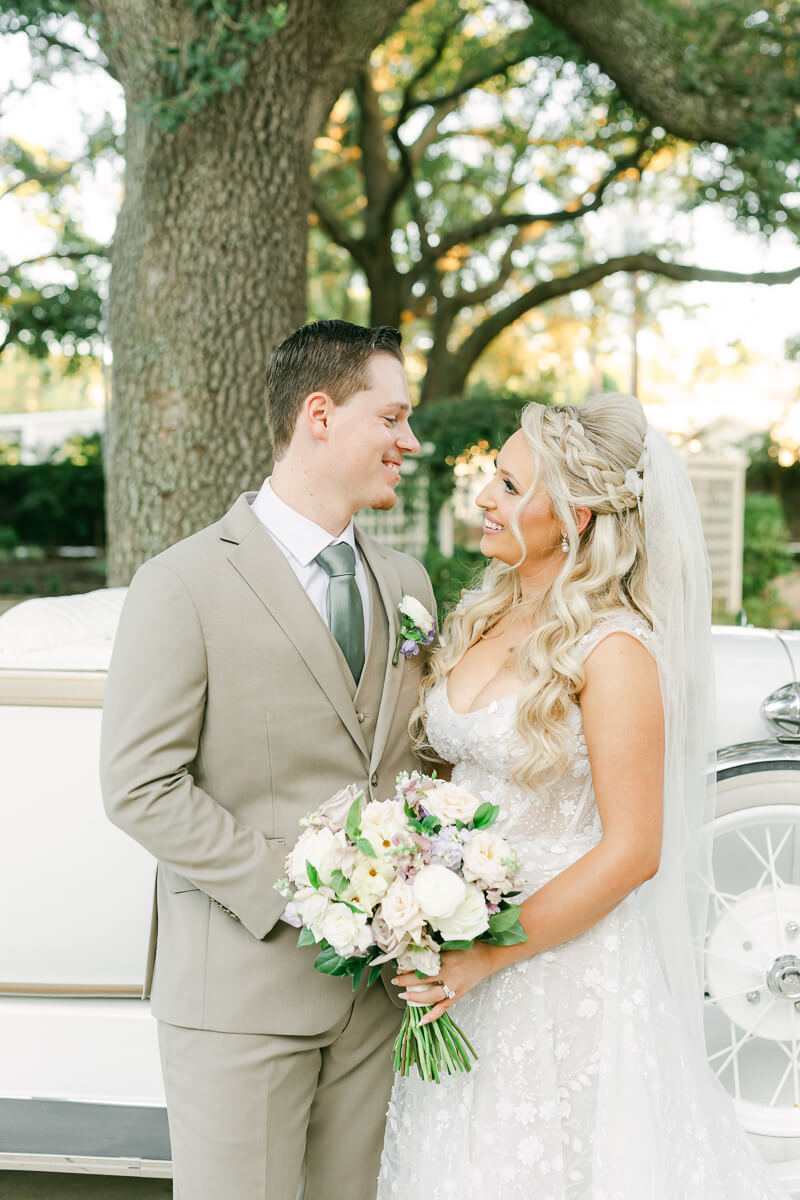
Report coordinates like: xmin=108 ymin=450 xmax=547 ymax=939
xmin=476 ymin=483 xmax=492 ymax=510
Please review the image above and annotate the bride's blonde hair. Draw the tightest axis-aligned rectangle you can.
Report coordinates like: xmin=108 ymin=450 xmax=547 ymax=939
xmin=416 ymin=392 xmax=652 ymax=790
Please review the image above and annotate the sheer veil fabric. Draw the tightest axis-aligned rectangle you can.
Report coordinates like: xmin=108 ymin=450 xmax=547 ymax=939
xmin=637 ymin=426 xmax=716 ymax=1058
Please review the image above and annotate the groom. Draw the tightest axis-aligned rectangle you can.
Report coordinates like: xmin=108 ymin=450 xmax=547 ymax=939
xmin=100 ymin=320 xmax=435 ymax=1199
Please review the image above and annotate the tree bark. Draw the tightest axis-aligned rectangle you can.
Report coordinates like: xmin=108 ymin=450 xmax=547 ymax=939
xmin=89 ymin=0 xmax=410 ymax=583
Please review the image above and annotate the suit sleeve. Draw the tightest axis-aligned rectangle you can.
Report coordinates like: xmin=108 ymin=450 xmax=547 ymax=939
xmin=100 ymin=560 xmax=288 ymax=940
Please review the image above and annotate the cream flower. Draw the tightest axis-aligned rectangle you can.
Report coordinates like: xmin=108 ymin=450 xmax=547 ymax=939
xmin=379 ymin=879 xmax=424 ymax=941
xmin=343 ymin=860 xmax=389 ymax=912
xmin=286 ymin=826 xmax=353 ymax=888
xmin=319 ymin=902 xmax=373 ymax=958
xmin=294 ymin=887 xmax=331 ymax=940
xmin=314 ymin=782 xmax=364 ymax=829
xmin=412 ymin=863 xmax=466 ymax=919
xmin=422 ymin=781 xmax=481 ymax=825
xmin=396 ymin=943 xmax=442 ymax=977
xmin=433 ymin=884 xmax=490 ymax=942
xmin=398 ymin=595 xmax=434 ymax=632
xmin=461 ymin=830 xmax=513 ymax=887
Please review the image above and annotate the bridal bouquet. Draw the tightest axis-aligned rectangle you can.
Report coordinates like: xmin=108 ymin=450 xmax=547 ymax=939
xmin=275 ymin=771 xmax=527 ymax=1083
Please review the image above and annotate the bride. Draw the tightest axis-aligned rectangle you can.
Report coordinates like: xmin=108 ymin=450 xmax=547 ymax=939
xmin=377 ymin=393 xmax=786 ymax=1198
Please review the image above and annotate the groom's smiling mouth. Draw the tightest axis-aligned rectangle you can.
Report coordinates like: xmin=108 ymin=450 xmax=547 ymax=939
xmin=383 ymin=458 xmax=402 ymax=482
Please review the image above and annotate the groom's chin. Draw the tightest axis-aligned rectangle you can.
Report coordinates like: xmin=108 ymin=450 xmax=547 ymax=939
xmin=368 ymin=492 xmax=399 ymax=513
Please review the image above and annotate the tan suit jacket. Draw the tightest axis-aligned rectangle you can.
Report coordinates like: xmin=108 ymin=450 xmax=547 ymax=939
xmin=100 ymin=492 xmax=435 ymax=1036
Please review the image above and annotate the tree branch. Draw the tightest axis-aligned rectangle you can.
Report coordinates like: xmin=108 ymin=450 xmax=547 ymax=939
xmin=409 ymin=127 xmax=653 ymax=281
xmin=447 ymin=252 xmax=800 ymax=395
xmin=310 ymin=192 xmax=370 ymax=273
xmin=524 ymin=0 xmax=797 ymax=147
xmin=5 ymin=246 xmax=104 ymax=272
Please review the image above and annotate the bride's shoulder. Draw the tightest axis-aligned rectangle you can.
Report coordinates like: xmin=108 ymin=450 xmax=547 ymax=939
xmin=576 ymin=608 xmax=657 ymax=663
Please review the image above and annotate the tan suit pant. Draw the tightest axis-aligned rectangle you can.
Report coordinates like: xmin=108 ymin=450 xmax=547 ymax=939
xmin=158 ymin=982 xmax=400 ymax=1200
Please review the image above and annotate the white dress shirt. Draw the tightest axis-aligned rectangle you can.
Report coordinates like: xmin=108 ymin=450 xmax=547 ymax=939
xmin=251 ymin=478 xmax=371 ymax=653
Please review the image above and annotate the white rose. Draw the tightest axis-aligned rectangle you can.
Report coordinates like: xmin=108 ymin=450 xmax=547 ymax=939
xmin=422 ymin=781 xmax=481 ymax=825
xmin=433 ymin=884 xmax=490 ymax=942
xmin=287 ymin=827 xmax=353 ymax=888
xmin=294 ymin=887 xmax=331 ymax=939
xmin=319 ymin=903 xmax=373 ymax=958
xmin=399 ymin=595 xmax=434 ymax=632
xmin=461 ymin=830 xmax=513 ymax=887
xmin=286 ymin=827 xmax=321 ymax=886
xmin=395 ymin=943 xmax=442 ymax=977
xmin=315 ymin=782 xmax=364 ymax=829
xmin=343 ymin=860 xmax=390 ymax=912
xmin=379 ymin=880 xmax=424 ymax=941
xmin=412 ymin=864 xmax=466 ymax=919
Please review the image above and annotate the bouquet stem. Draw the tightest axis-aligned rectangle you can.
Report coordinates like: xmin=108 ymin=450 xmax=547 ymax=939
xmin=392 ymin=1004 xmax=478 ymax=1082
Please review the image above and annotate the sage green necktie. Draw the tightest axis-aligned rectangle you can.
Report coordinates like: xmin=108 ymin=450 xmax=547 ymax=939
xmin=315 ymin=542 xmax=365 ymax=684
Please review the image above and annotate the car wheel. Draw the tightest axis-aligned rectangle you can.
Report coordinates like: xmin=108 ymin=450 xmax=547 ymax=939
xmin=704 ymin=744 xmax=800 ymax=1189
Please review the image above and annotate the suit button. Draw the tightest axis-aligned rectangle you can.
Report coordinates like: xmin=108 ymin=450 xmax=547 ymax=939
xmin=356 ymin=711 xmax=366 ymax=723
xmin=370 ymin=772 xmax=378 ymax=787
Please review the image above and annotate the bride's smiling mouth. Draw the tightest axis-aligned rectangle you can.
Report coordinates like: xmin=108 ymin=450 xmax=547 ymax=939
xmin=483 ymin=516 xmax=504 ymax=533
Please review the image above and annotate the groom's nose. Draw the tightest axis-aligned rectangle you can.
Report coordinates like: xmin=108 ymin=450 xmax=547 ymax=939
xmin=398 ymin=421 xmax=421 ymax=455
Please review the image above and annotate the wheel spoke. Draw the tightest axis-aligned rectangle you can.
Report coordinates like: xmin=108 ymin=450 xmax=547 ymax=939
xmin=769 ymin=1057 xmax=793 ymax=1108
xmin=705 ymin=987 xmax=763 ymax=1007
xmin=765 ymin=826 xmax=787 ymax=944
xmin=711 ymin=996 xmax=777 ymax=1079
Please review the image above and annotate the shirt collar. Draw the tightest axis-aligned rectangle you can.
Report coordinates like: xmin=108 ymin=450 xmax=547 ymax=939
xmin=251 ymin=478 xmax=357 ymax=567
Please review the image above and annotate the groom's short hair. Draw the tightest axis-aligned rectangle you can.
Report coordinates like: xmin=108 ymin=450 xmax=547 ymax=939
xmin=266 ymin=319 xmax=403 ymax=458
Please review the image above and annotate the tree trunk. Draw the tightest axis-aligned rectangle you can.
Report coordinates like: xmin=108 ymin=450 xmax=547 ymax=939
xmin=96 ymin=0 xmax=410 ymax=583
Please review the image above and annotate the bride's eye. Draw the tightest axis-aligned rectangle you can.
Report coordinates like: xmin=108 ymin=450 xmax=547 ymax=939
xmin=503 ymin=477 xmax=517 ymax=494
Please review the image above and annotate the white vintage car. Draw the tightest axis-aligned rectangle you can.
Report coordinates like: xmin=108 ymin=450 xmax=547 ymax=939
xmin=0 ymin=591 xmax=799 ymax=1186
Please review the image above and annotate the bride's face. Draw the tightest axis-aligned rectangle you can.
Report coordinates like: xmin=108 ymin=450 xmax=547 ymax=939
xmin=475 ymin=430 xmax=562 ymax=573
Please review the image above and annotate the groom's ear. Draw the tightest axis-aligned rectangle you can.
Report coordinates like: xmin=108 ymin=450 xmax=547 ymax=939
xmin=304 ymin=391 xmax=333 ymax=442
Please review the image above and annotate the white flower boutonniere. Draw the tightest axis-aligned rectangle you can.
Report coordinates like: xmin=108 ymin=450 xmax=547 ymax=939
xmin=392 ymin=594 xmax=436 ymax=665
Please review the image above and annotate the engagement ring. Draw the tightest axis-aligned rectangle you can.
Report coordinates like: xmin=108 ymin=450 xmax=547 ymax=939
xmin=442 ymin=982 xmax=456 ymax=1000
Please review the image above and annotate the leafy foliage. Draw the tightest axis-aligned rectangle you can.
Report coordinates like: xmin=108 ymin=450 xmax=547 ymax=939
xmin=741 ymin=491 xmax=795 ymax=627
xmin=141 ymin=1 xmax=288 ymax=131
xmin=0 ymin=432 xmax=105 ymax=546
xmin=0 ymin=127 xmax=117 ymax=364
xmin=312 ymin=0 xmax=798 ymax=404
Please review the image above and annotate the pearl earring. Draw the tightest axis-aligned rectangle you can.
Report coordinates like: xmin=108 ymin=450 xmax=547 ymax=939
xmin=560 ymin=531 xmax=569 ymax=553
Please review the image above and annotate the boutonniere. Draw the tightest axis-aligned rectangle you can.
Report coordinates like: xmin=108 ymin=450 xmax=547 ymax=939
xmin=392 ymin=594 xmax=436 ymax=665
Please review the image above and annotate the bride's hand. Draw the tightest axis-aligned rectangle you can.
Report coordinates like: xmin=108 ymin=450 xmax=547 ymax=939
xmin=391 ymin=943 xmax=495 ymax=1025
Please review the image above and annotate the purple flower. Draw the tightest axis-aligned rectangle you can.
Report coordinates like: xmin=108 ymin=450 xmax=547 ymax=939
xmin=429 ymin=828 xmax=464 ymax=870
xmin=400 ymin=638 xmax=419 ymax=658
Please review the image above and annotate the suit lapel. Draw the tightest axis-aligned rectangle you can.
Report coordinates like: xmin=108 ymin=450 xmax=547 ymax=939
xmin=355 ymin=527 xmax=404 ymax=771
xmin=222 ymin=494 xmax=369 ymax=762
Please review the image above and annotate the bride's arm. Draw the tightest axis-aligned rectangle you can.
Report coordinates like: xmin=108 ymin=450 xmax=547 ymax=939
xmin=394 ymin=632 xmax=664 ymax=1019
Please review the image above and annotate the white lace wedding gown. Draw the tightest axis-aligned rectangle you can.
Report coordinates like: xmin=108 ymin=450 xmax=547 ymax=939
xmin=377 ymin=611 xmax=786 ymax=1200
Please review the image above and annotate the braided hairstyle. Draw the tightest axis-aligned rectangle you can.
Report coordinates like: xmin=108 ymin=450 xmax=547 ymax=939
xmin=413 ymin=392 xmax=651 ymax=790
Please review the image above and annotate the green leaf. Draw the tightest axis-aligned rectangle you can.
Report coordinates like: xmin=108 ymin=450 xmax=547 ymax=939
xmin=488 ymin=903 xmax=522 ymax=933
xmin=345 ymin=794 xmax=363 ymax=841
xmin=306 ymin=859 xmax=321 ymax=889
xmin=314 ymin=946 xmax=350 ymax=975
xmin=471 ymin=802 xmax=499 ymax=829
xmin=356 ymin=836 xmax=377 ymax=858
xmin=368 ymin=963 xmax=384 ymax=988
xmin=482 ymin=922 xmax=529 ymax=947
xmin=421 ymin=814 xmax=441 ymax=834
xmin=331 ymin=869 xmax=350 ymax=897
xmin=297 ymin=926 xmax=317 ymax=948
xmin=438 ymin=939 xmax=472 ymax=951
xmin=351 ymin=962 xmax=365 ymax=991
